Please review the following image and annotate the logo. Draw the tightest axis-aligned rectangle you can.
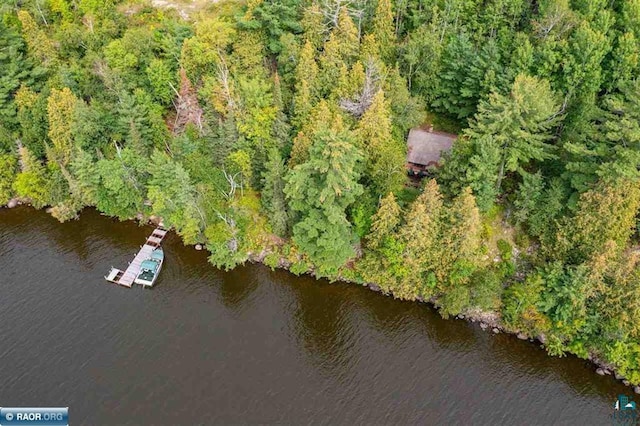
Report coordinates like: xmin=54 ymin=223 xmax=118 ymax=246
xmin=616 ymin=395 xmax=637 ymax=411
xmin=613 ymin=395 xmax=639 ymax=425
xmin=0 ymin=407 xmax=67 ymax=425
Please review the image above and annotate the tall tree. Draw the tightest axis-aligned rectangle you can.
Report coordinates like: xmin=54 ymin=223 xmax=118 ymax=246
xmin=356 ymin=90 xmax=405 ymax=196
xmin=371 ymin=0 xmax=396 ymax=61
xmin=442 ymin=74 xmax=562 ymax=209
xmin=396 ymin=179 xmax=444 ymax=297
xmin=0 ymin=154 xmax=17 ymax=205
xmin=13 ymin=146 xmax=49 ymax=208
xmin=47 ymin=87 xmax=78 ymax=166
xmin=261 ymin=148 xmax=289 ymax=236
xmin=284 ymin=124 xmax=364 ymax=275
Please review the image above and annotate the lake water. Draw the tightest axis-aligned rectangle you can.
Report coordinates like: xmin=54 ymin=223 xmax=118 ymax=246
xmin=0 ymin=207 xmax=628 ymax=424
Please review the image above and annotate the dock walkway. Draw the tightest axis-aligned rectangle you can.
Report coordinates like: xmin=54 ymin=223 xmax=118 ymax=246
xmin=105 ymin=227 xmax=168 ymax=287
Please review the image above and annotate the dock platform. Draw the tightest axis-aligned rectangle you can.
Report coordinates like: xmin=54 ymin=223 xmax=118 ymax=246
xmin=105 ymin=227 xmax=168 ymax=287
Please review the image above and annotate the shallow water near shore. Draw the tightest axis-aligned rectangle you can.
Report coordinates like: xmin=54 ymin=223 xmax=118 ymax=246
xmin=0 ymin=207 xmax=630 ymax=424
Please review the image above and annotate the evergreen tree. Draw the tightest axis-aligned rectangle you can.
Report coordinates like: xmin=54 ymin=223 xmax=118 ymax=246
xmin=284 ymin=124 xmax=364 ymax=275
xmin=366 ymin=192 xmax=401 ymax=250
xmin=396 ymin=179 xmax=443 ymax=298
xmin=356 ymin=90 xmax=405 ymax=196
xmin=14 ymin=85 xmax=49 ymax=159
xmin=147 ymin=151 xmax=202 ymax=244
xmin=442 ymin=75 xmax=561 ymax=209
xmin=439 ymin=187 xmax=482 ymax=286
xmin=0 ymin=154 xmax=17 ymax=205
xmin=292 ymin=40 xmax=319 ymax=128
xmin=47 ymin=87 xmax=78 ymax=166
xmin=261 ymin=148 xmax=289 ymax=236
xmin=558 ymin=178 xmax=640 ymax=263
xmin=371 ymin=0 xmax=396 ymax=62
xmin=13 ymin=146 xmax=49 ymax=208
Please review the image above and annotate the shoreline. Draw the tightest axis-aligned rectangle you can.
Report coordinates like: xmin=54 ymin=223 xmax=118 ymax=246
xmin=2 ymin=198 xmax=637 ymax=391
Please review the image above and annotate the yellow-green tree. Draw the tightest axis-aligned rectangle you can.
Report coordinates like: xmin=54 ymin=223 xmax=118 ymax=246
xmin=17 ymin=11 xmax=58 ymax=67
xmin=47 ymin=88 xmax=78 ymax=166
xmin=289 ymin=101 xmax=335 ymax=167
xmin=0 ymin=154 xmax=17 ymax=205
xmin=292 ymin=40 xmax=319 ymax=128
xmin=439 ymin=187 xmax=483 ymax=286
xmin=558 ymin=178 xmax=640 ymax=262
xmin=395 ymin=179 xmax=444 ymax=298
xmin=356 ymin=90 xmax=405 ymax=196
xmin=366 ymin=192 xmax=401 ymax=250
xmin=371 ymin=0 xmax=396 ymax=61
xmin=13 ymin=146 xmax=49 ymax=208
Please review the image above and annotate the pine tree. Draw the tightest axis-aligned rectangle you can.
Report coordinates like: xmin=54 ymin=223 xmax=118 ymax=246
xmin=397 ymin=179 xmax=444 ymax=296
xmin=284 ymin=124 xmax=364 ymax=275
xmin=439 ymin=187 xmax=482 ymax=285
xmin=444 ymin=74 xmax=561 ymax=209
xmin=366 ymin=192 xmax=401 ymax=250
xmin=271 ymin=73 xmax=291 ymax=152
xmin=13 ymin=146 xmax=49 ymax=208
xmin=261 ymin=148 xmax=289 ymax=236
xmin=356 ymin=90 xmax=405 ymax=196
xmin=14 ymin=85 xmax=49 ymax=159
xmin=0 ymin=154 xmax=17 ymax=205
xmin=70 ymin=149 xmax=99 ymax=206
xmin=559 ymin=178 xmax=640 ymax=263
xmin=0 ymin=18 xmax=43 ymax=132
xmin=301 ymin=4 xmax=325 ymax=50
xmin=371 ymin=0 xmax=396 ymax=62
xmin=289 ymin=101 xmax=334 ymax=167
xmin=47 ymin=87 xmax=78 ymax=166
xmin=292 ymin=40 xmax=319 ymax=128
xmin=17 ymin=11 xmax=58 ymax=68
xmin=318 ymin=8 xmax=359 ymax=96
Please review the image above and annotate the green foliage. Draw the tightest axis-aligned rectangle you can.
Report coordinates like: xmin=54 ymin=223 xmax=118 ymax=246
xmin=502 ymin=274 xmax=550 ymax=336
xmin=284 ymin=124 xmax=364 ymax=276
xmin=205 ymin=220 xmax=248 ymax=271
xmin=289 ymin=258 xmax=310 ymax=276
xmin=261 ymin=148 xmax=288 ymax=236
xmin=95 ymin=148 xmax=146 ymax=220
xmin=147 ymin=151 xmax=202 ymax=244
xmin=0 ymin=153 xmax=17 ymax=205
xmin=263 ymin=251 xmax=281 ymax=270
xmin=6 ymin=0 xmax=640 ymax=384
xmin=356 ymin=90 xmax=406 ymax=196
xmin=146 ymin=59 xmax=176 ymax=106
xmin=440 ymin=75 xmax=561 ymax=210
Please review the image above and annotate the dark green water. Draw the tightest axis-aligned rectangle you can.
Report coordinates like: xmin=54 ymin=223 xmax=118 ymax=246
xmin=0 ymin=207 xmax=629 ymax=424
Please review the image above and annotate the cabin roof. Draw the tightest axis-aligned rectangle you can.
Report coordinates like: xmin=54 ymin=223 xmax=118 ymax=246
xmin=406 ymin=128 xmax=456 ymax=167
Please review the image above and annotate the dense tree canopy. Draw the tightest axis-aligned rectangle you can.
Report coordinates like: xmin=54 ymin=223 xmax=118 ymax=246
xmin=3 ymin=0 xmax=640 ymax=384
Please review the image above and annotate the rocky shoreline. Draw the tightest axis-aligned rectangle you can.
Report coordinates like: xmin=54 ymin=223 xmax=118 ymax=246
xmin=245 ymin=248 xmax=640 ymax=393
xmin=2 ymin=198 xmax=638 ymax=391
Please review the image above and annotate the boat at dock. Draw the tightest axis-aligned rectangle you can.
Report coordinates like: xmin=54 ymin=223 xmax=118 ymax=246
xmin=134 ymin=247 xmax=164 ymax=287
xmin=105 ymin=227 xmax=168 ymax=288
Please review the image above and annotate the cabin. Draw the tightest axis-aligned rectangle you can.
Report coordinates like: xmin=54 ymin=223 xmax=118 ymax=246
xmin=406 ymin=127 xmax=456 ymax=178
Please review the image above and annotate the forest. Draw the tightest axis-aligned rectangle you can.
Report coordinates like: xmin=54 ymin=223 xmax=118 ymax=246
xmin=2 ymin=0 xmax=640 ymax=383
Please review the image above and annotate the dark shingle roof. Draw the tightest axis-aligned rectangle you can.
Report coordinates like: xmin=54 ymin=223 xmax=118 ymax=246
xmin=406 ymin=128 xmax=456 ymax=167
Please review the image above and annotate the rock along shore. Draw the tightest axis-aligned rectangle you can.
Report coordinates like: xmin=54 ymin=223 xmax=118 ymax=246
xmin=2 ymin=200 xmax=636 ymax=391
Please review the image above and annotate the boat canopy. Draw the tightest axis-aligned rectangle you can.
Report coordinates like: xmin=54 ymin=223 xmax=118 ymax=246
xmin=141 ymin=259 xmax=159 ymax=272
xmin=151 ymin=249 xmax=164 ymax=261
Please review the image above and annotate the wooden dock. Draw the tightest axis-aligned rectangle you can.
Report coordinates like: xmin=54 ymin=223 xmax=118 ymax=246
xmin=105 ymin=227 xmax=168 ymax=287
